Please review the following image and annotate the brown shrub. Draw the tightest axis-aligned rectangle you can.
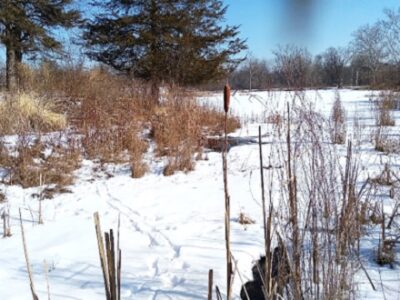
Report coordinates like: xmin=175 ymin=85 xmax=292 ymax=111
xmin=151 ymin=87 xmax=240 ymax=174
xmin=2 ymin=135 xmax=81 ymax=188
xmin=238 ymin=212 xmax=255 ymax=225
xmin=10 ymin=64 xmax=241 ymax=177
xmin=374 ymin=128 xmax=399 ymax=153
xmin=163 ymin=144 xmax=195 ymax=176
xmin=73 ymin=70 xmax=150 ymax=165
xmin=130 ymin=137 xmax=149 ymax=178
xmin=266 ymin=112 xmax=283 ymax=125
xmin=376 ymin=240 xmax=396 ymax=266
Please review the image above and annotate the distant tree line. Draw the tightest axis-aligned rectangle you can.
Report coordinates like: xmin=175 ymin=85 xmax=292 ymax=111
xmin=216 ymin=7 xmax=400 ymax=91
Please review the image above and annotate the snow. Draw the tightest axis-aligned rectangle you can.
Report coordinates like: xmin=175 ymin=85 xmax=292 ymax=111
xmin=1 ymin=89 xmax=400 ymax=299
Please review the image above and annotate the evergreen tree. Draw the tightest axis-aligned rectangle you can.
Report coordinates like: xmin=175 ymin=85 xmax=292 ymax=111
xmin=83 ymin=0 xmax=246 ymax=98
xmin=0 ymin=0 xmax=80 ymax=92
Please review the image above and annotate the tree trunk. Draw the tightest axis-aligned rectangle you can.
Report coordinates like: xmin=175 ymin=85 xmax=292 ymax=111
xmin=6 ymin=46 xmax=18 ymax=93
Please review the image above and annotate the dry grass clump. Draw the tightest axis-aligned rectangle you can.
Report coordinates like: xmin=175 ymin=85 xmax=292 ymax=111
xmin=129 ymin=136 xmax=149 ymax=178
xmin=0 ymin=93 xmax=66 ymax=134
xmin=1 ymin=135 xmax=81 ymax=189
xmin=163 ymin=145 xmax=195 ymax=176
xmin=375 ymin=92 xmax=396 ymax=127
xmin=238 ymin=212 xmax=255 ymax=225
xmin=150 ymin=88 xmax=239 ymax=175
xmin=330 ymin=91 xmax=346 ymax=144
xmin=266 ymin=112 xmax=283 ymax=125
xmin=369 ymin=164 xmax=395 ymax=186
xmin=374 ymin=128 xmax=399 ymax=153
xmin=376 ymin=240 xmax=396 ymax=266
xmin=197 ymin=106 xmax=240 ymax=135
xmin=75 ymin=71 xmax=149 ymax=172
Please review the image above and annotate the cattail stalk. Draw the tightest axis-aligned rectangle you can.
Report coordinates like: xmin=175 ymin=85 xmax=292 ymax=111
xmin=222 ymin=84 xmax=232 ymax=300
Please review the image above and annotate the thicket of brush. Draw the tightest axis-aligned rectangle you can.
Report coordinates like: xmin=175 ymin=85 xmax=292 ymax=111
xmin=234 ymin=93 xmax=385 ymax=300
xmin=0 ymin=62 xmax=240 ymax=189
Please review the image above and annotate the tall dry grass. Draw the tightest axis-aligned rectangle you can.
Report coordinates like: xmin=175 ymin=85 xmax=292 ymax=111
xmin=330 ymin=91 xmax=346 ymax=144
xmin=4 ymin=62 xmax=241 ymax=181
xmin=0 ymin=93 xmax=66 ymax=134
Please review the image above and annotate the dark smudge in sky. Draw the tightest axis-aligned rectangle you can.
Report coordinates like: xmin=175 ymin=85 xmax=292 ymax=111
xmin=279 ymin=0 xmax=319 ymax=45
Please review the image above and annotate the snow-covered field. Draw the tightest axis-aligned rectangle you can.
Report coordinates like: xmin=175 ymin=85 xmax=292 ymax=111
xmin=1 ymin=89 xmax=399 ymax=299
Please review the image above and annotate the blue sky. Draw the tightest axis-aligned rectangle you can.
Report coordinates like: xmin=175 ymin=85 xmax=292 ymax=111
xmin=224 ymin=0 xmax=400 ymax=60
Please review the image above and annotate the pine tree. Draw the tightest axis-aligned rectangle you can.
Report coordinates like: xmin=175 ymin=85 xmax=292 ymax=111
xmin=83 ymin=0 xmax=246 ymax=100
xmin=0 ymin=0 xmax=80 ymax=92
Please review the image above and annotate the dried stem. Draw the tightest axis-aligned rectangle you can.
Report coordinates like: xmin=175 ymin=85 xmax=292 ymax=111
xmin=19 ymin=208 xmax=39 ymax=300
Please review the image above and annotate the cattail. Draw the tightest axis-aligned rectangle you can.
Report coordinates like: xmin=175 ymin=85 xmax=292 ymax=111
xmin=224 ymin=84 xmax=230 ymax=113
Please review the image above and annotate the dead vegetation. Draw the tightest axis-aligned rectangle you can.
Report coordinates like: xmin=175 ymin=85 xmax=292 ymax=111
xmin=0 ymin=135 xmax=81 ymax=189
xmin=373 ymin=127 xmax=400 ymax=153
xmin=0 ymin=93 xmax=66 ymax=134
xmin=375 ymin=92 xmax=396 ymax=127
xmin=0 ymin=65 xmax=241 ymax=187
xmin=330 ymin=91 xmax=346 ymax=144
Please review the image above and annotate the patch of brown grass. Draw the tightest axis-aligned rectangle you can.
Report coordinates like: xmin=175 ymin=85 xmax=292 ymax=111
xmin=150 ymin=87 xmax=240 ymax=175
xmin=1 ymin=135 xmax=81 ymax=189
xmin=0 ymin=93 xmax=66 ymax=134
xmin=238 ymin=212 xmax=255 ymax=225
xmin=10 ymin=65 xmax=241 ymax=177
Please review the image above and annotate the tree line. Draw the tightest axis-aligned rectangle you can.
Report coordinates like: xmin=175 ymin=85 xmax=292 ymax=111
xmin=224 ymin=7 xmax=400 ymax=91
xmin=2 ymin=1 xmax=400 ymax=94
xmin=0 ymin=0 xmax=246 ymax=101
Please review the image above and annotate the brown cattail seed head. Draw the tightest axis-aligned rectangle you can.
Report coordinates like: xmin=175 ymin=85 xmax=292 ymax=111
xmin=224 ymin=84 xmax=231 ymax=113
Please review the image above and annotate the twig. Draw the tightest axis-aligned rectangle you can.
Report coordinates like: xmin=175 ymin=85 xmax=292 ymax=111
xmin=215 ymin=286 xmax=223 ymax=300
xmin=19 ymin=208 xmax=39 ymax=300
xmin=357 ymin=256 xmax=376 ymax=291
xmin=231 ymin=254 xmax=250 ymax=300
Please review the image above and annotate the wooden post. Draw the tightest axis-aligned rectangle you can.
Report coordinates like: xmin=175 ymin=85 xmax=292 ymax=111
xmin=94 ymin=212 xmax=111 ymax=300
xmin=208 ymin=269 xmax=213 ymax=300
xmin=94 ymin=213 xmax=122 ymax=300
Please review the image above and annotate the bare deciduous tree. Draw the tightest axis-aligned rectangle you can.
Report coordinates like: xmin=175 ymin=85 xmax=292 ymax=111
xmin=273 ymin=44 xmax=312 ymax=89
xmin=351 ymin=23 xmax=387 ymax=85
xmin=381 ymin=8 xmax=400 ymax=66
xmin=322 ymin=47 xmax=349 ymax=88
